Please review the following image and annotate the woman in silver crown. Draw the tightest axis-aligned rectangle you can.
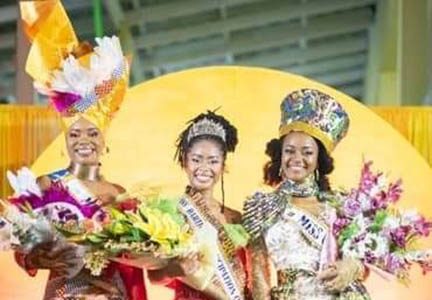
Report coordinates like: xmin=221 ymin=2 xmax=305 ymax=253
xmin=148 ymin=111 xmax=251 ymax=300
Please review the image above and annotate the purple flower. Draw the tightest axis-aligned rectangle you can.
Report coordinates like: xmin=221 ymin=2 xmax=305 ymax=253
xmin=390 ymin=226 xmax=410 ymax=248
xmin=387 ymin=180 xmax=403 ymax=203
xmin=333 ymin=217 xmax=350 ymax=235
xmin=9 ymin=181 xmax=102 ymax=219
xmin=419 ymin=260 xmax=432 ymax=274
xmin=413 ymin=217 xmax=432 ymax=237
xmin=343 ymin=198 xmax=362 ymax=217
xmin=364 ymin=250 xmax=377 ymax=264
xmin=384 ymin=253 xmax=407 ymax=274
xmin=359 ymin=161 xmax=379 ymax=192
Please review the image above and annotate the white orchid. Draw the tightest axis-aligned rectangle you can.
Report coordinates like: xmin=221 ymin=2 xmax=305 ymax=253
xmin=401 ymin=209 xmax=422 ymax=226
xmin=6 ymin=167 xmax=42 ymax=197
xmin=383 ymin=215 xmax=401 ymax=230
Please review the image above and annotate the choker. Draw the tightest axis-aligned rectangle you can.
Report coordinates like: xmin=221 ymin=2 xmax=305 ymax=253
xmin=278 ymin=174 xmax=319 ymax=198
xmin=68 ymin=163 xmax=102 ymax=181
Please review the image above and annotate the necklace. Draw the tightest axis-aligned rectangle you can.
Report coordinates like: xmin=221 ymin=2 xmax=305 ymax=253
xmin=68 ymin=163 xmax=102 ymax=181
xmin=278 ymin=174 xmax=319 ymax=198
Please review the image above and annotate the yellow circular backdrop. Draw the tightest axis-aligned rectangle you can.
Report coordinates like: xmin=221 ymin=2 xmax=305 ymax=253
xmin=1 ymin=66 xmax=432 ymax=299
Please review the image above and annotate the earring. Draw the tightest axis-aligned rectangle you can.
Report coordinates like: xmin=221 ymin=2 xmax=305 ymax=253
xmin=106 ymin=146 xmax=110 ymax=154
xmin=220 ymin=173 xmax=225 ymax=213
xmin=314 ymin=169 xmax=320 ymax=182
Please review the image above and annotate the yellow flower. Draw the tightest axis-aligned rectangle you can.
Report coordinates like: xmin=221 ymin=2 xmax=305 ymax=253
xmin=134 ymin=207 xmax=192 ymax=253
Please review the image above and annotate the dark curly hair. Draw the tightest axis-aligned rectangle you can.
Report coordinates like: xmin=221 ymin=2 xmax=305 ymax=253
xmin=174 ymin=110 xmax=238 ymax=167
xmin=263 ymin=135 xmax=334 ymax=192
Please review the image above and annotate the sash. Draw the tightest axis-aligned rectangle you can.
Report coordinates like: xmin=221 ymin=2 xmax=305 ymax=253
xmin=178 ymin=196 xmax=243 ymax=300
xmin=46 ymin=169 xmax=103 ymax=221
xmin=49 ymin=169 xmax=96 ymax=206
xmin=282 ymin=205 xmax=328 ymax=248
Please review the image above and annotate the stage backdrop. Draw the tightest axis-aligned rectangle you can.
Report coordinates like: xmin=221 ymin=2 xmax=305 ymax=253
xmin=1 ymin=67 xmax=431 ymax=299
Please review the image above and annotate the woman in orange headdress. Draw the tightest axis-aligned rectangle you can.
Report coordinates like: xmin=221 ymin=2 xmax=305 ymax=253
xmin=13 ymin=1 xmax=147 ymax=299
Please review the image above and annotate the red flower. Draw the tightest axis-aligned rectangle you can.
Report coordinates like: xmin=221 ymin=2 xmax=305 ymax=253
xmin=116 ymin=198 xmax=139 ymax=212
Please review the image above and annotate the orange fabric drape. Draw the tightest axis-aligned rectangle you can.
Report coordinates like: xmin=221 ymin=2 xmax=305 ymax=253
xmin=0 ymin=105 xmax=431 ymax=198
xmin=372 ymin=106 xmax=432 ymax=166
xmin=0 ymin=105 xmax=60 ymax=198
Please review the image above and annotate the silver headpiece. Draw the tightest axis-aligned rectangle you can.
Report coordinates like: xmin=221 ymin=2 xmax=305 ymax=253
xmin=187 ymin=117 xmax=226 ymax=143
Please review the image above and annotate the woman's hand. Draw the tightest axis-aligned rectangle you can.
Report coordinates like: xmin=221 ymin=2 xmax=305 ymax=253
xmin=317 ymin=257 xmax=364 ymax=292
xmin=167 ymin=252 xmax=202 ymax=278
xmin=25 ymin=238 xmax=85 ymax=278
xmin=147 ymin=252 xmax=201 ymax=285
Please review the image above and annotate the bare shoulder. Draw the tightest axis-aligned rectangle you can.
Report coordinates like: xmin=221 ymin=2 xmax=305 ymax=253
xmin=223 ymin=206 xmax=242 ymax=224
xmin=101 ymin=180 xmax=126 ymax=196
xmin=36 ymin=175 xmax=52 ymax=191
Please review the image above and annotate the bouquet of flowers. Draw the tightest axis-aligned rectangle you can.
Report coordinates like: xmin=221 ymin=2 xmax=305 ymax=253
xmin=332 ymin=161 xmax=432 ymax=282
xmin=63 ymin=194 xmax=194 ymax=275
xmin=1 ymin=168 xmax=218 ymax=286
xmin=0 ymin=168 xmax=57 ymax=253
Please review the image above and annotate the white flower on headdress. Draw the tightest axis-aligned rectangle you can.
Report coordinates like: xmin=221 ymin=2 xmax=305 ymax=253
xmin=91 ymin=36 xmax=124 ymax=83
xmin=51 ymin=56 xmax=94 ymax=97
xmin=51 ymin=36 xmax=125 ymax=97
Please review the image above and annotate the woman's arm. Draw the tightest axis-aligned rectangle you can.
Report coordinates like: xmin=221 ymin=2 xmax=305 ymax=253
xmin=317 ymin=256 xmax=367 ymax=292
xmin=15 ymin=239 xmax=84 ymax=278
xmin=248 ymin=236 xmax=271 ymax=300
xmin=147 ymin=253 xmax=200 ymax=285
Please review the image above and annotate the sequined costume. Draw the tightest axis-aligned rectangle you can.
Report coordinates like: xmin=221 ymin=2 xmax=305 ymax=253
xmin=242 ymin=89 xmax=370 ymax=300
xmin=243 ymin=187 xmax=369 ymax=300
xmin=167 ymin=195 xmax=250 ymax=300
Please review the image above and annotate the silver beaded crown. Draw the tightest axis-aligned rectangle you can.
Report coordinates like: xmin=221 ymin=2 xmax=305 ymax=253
xmin=187 ymin=117 xmax=226 ymax=143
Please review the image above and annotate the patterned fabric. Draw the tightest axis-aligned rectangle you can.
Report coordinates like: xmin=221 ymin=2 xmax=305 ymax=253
xmin=243 ymin=189 xmax=370 ymax=300
xmin=278 ymin=175 xmax=319 ymax=198
xmin=43 ymin=267 xmax=127 ymax=300
xmin=169 ymin=249 xmax=250 ymax=300
xmin=279 ymin=89 xmax=350 ymax=152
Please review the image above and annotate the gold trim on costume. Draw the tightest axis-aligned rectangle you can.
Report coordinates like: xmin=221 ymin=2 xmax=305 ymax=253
xmin=279 ymin=121 xmax=334 ymax=152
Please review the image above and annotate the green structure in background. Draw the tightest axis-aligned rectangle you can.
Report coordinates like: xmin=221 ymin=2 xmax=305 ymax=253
xmin=93 ymin=0 xmax=104 ymax=37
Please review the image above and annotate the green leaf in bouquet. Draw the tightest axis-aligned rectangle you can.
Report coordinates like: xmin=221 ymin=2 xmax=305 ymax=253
xmin=110 ymin=208 xmax=128 ymax=221
xmin=131 ymin=227 xmax=142 ymax=241
xmin=138 ymin=207 xmax=149 ymax=223
xmin=109 ymin=220 xmax=131 ymax=236
xmin=54 ymin=223 xmax=85 ymax=238
xmin=86 ymin=232 xmax=109 ymax=244
xmin=338 ymin=223 xmax=360 ymax=245
xmin=141 ymin=197 xmax=186 ymax=226
xmin=119 ymin=235 xmax=138 ymax=243
xmin=370 ymin=210 xmax=388 ymax=233
xmin=223 ymin=224 xmax=250 ymax=248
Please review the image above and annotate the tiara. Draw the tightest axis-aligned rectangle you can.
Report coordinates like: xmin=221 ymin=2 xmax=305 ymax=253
xmin=187 ymin=117 xmax=226 ymax=143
